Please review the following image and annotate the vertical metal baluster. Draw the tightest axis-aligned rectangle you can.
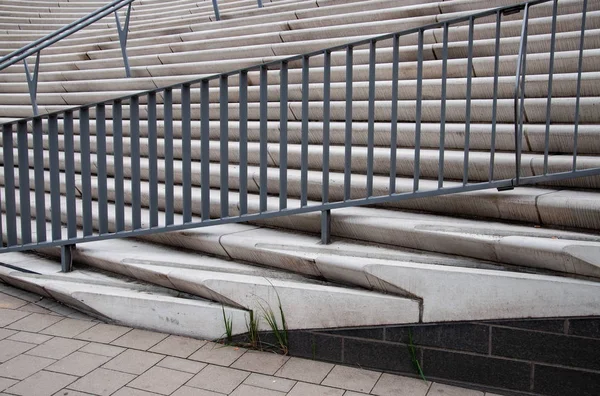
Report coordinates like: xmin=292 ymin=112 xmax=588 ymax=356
xmin=63 ymin=111 xmax=77 ymax=239
xmin=463 ymin=17 xmax=474 ymax=186
xmin=48 ymin=115 xmax=61 ymax=241
xmin=2 ymin=124 xmax=17 ymax=246
xmin=367 ymin=40 xmax=376 ymax=197
xmin=543 ymin=0 xmax=558 ymax=175
xmin=80 ymin=108 xmax=93 ymax=235
xmin=390 ymin=35 xmax=399 ymax=194
xmin=322 ymin=50 xmax=331 ymax=245
xmin=322 ymin=51 xmax=331 ymax=205
xmin=344 ymin=46 xmax=353 ymax=200
xmin=414 ymin=30 xmax=424 ymax=192
xmin=148 ymin=93 xmax=158 ymax=228
xmin=201 ymin=80 xmax=210 ymax=221
xmin=301 ymin=57 xmax=309 ymax=207
xmin=0 ymin=178 xmax=2 ymax=247
xmin=182 ymin=84 xmax=192 ymax=223
xmin=438 ymin=23 xmax=449 ymax=189
xmin=573 ymin=0 xmax=587 ymax=171
xmin=130 ymin=97 xmax=141 ymax=229
xmin=164 ymin=88 xmax=174 ymax=225
xmin=239 ymin=71 xmax=248 ymax=215
xmin=96 ymin=104 xmax=108 ymax=234
xmin=260 ymin=65 xmax=268 ymax=212
xmin=113 ymin=100 xmax=125 ymax=231
xmin=516 ymin=6 xmax=529 ymax=184
xmin=489 ymin=12 xmax=501 ymax=182
xmin=220 ymin=76 xmax=229 ymax=218
xmin=17 ymin=121 xmax=31 ymax=244
xmin=279 ymin=62 xmax=288 ymax=210
xmin=32 ymin=118 xmax=46 ymax=242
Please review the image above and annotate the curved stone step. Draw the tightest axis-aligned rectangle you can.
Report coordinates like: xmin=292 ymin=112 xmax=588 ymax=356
xmin=0 ymin=251 xmax=250 ymax=339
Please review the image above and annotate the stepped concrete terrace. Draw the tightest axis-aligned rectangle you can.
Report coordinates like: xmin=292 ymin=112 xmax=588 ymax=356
xmin=0 ymin=0 xmax=599 ymax=394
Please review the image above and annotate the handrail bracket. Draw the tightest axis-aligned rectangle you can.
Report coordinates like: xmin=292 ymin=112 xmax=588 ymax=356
xmin=23 ymin=51 xmax=41 ymax=116
xmin=115 ymin=3 xmax=132 ymax=78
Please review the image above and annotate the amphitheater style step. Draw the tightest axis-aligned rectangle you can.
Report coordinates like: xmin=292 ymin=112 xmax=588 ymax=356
xmin=1 ymin=0 xmax=599 ymax=351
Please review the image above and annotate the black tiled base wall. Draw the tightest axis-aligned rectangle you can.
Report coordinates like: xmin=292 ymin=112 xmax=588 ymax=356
xmin=256 ymin=317 xmax=600 ymax=396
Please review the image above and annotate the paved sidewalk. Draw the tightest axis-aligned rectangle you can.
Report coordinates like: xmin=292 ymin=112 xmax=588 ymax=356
xmin=0 ymin=282 xmax=501 ymax=396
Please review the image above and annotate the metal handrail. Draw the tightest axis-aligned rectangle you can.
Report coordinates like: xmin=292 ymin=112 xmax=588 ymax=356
xmin=0 ymin=0 xmax=135 ymax=115
xmin=0 ymin=0 xmax=597 ymax=272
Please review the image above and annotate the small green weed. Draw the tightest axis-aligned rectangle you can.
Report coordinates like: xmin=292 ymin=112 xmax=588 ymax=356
xmin=259 ymin=283 xmax=288 ymax=355
xmin=408 ymin=329 xmax=426 ymax=382
xmin=246 ymin=310 xmax=260 ymax=349
xmin=221 ymin=305 xmax=233 ymax=345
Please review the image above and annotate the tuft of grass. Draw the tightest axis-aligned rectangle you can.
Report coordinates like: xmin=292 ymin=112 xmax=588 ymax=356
xmin=408 ymin=329 xmax=427 ymax=383
xmin=221 ymin=305 xmax=233 ymax=345
xmin=259 ymin=282 xmax=288 ymax=355
xmin=246 ymin=310 xmax=260 ymax=349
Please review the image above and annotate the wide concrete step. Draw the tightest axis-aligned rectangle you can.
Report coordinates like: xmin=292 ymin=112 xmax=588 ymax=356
xmin=0 ymin=251 xmax=250 ymax=339
xmin=37 ymin=115 xmax=600 ymax=155
xmin=3 ymin=72 xmax=598 ymax=106
xmin=4 ymin=196 xmax=600 ymax=324
xmin=3 ymin=96 xmax=598 ymax=124
xmin=5 ymin=174 xmax=600 ymax=277
xmin=16 ymin=130 xmax=600 ymax=189
xmin=35 ymin=237 xmax=422 ymax=329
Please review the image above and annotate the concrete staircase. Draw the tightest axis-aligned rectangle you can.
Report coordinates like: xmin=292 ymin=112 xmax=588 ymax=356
xmin=1 ymin=0 xmax=600 ymax=340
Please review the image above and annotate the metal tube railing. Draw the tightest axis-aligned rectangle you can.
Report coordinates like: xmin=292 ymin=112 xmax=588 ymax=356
xmin=0 ymin=0 xmax=135 ymax=115
xmin=0 ymin=0 xmax=597 ymax=271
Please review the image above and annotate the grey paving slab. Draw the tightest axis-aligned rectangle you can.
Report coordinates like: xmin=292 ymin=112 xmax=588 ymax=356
xmin=171 ymin=386 xmax=224 ymax=396
xmin=7 ymin=331 xmax=53 ymax=345
xmin=0 ymin=377 xmax=17 ymax=393
xmin=102 ymin=349 xmax=164 ymax=375
xmin=188 ymin=342 xmax=247 ymax=366
xmin=78 ymin=342 xmax=126 ymax=357
xmin=5 ymin=370 xmax=77 ymax=396
xmin=230 ymin=384 xmax=286 ymax=396
xmin=75 ymin=323 xmax=132 ymax=344
xmin=46 ymin=351 xmax=111 ymax=376
xmin=0 ymin=285 xmax=40 ymax=303
xmin=0 ymin=328 xmax=17 ymax=340
xmin=41 ymin=318 xmax=97 ymax=338
xmin=128 ymin=366 xmax=194 ymax=395
xmin=231 ymin=350 xmax=289 ymax=375
xmin=110 ymin=329 xmax=168 ymax=350
xmin=0 ymin=339 xmax=36 ymax=362
xmin=371 ymin=373 xmax=431 ymax=396
xmin=187 ymin=364 xmax=250 ymax=394
xmin=17 ymin=303 xmax=54 ymax=315
xmin=52 ymin=390 xmax=98 ymax=396
xmin=67 ymin=368 xmax=136 ymax=396
xmin=0 ymin=309 xmax=30 ymax=327
xmin=345 ymin=392 xmax=371 ymax=396
xmin=322 ymin=365 xmax=381 ymax=393
xmin=112 ymin=388 xmax=163 ymax=396
xmin=0 ymin=293 xmax=28 ymax=309
xmin=156 ymin=356 xmax=207 ymax=374
xmin=26 ymin=337 xmax=88 ymax=360
xmin=6 ymin=313 xmax=64 ymax=332
xmin=275 ymin=357 xmax=334 ymax=384
xmin=287 ymin=382 xmax=345 ymax=396
xmin=148 ymin=335 xmax=206 ymax=358
xmin=427 ymin=383 xmax=485 ymax=396
xmin=244 ymin=372 xmax=297 ymax=392
xmin=0 ymin=354 xmax=56 ymax=380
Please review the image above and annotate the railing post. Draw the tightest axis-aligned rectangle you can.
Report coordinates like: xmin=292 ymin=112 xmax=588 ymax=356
xmin=114 ymin=3 xmax=132 ymax=78
xmin=23 ymin=51 xmax=41 ymax=116
xmin=257 ymin=0 xmax=263 ymax=8
xmin=61 ymin=244 xmax=75 ymax=273
xmin=321 ymin=210 xmax=331 ymax=245
xmin=212 ymin=0 xmax=221 ymax=21
xmin=513 ymin=4 xmax=529 ymax=186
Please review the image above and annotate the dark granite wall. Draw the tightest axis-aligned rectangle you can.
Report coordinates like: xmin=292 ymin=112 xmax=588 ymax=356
xmin=256 ymin=317 xmax=600 ymax=396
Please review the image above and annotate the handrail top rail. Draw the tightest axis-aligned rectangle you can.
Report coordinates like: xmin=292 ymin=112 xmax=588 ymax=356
xmin=1 ymin=0 xmax=552 ymax=127
xmin=0 ymin=0 xmax=135 ymax=73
